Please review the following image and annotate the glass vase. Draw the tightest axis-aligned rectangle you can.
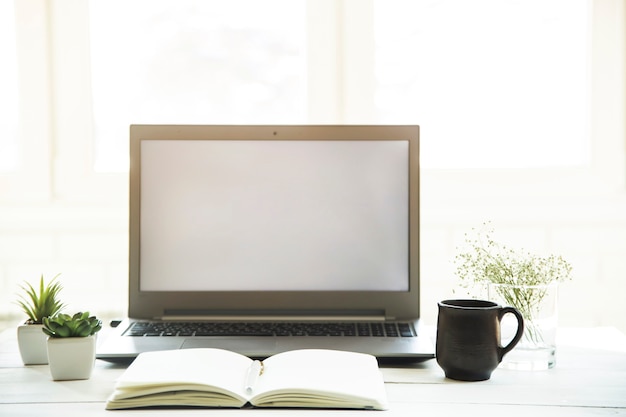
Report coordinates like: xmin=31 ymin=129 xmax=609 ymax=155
xmin=488 ymin=282 xmax=558 ymax=370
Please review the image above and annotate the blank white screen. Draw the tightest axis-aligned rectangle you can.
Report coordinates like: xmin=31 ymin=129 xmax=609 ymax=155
xmin=140 ymin=140 xmax=409 ymax=291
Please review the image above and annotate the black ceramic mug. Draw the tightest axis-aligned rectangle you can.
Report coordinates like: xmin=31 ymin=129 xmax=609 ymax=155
xmin=436 ymin=299 xmax=524 ymax=381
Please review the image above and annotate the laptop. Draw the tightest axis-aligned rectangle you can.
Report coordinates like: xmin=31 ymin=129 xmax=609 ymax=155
xmin=96 ymin=124 xmax=434 ymax=361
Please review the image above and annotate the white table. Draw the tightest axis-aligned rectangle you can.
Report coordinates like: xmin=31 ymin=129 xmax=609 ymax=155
xmin=1 ymin=327 xmax=625 ymax=416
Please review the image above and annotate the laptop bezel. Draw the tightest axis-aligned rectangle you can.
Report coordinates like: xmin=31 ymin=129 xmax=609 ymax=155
xmin=128 ymin=125 xmax=420 ymax=321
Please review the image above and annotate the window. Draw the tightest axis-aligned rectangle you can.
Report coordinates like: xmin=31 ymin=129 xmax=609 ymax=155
xmin=87 ymin=0 xmax=593 ymax=173
xmin=89 ymin=0 xmax=306 ymax=173
xmin=373 ymin=0 xmax=589 ymax=169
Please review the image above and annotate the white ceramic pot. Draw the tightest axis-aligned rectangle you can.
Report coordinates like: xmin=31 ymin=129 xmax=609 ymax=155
xmin=17 ymin=324 xmax=48 ymax=365
xmin=46 ymin=335 xmax=96 ymax=381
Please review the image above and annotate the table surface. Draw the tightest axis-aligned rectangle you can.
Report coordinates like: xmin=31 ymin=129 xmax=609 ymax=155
xmin=1 ymin=326 xmax=625 ymax=416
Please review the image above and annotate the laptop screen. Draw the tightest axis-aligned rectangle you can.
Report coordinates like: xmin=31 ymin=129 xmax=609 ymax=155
xmin=140 ymin=139 xmax=409 ymax=292
xmin=128 ymin=125 xmax=420 ymax=320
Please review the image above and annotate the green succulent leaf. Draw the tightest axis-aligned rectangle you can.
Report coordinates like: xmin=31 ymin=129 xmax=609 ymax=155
xmin=56 ymin=325 xmax=71 ymax=338
xmin=75 ymin=321 xmax=91 ymax=337
xmin=41 ymin=311 xmax=102 ymax=338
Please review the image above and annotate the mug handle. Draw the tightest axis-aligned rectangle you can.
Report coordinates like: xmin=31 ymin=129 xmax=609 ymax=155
xmin=497 ymin=306 xmax=525 ymax=360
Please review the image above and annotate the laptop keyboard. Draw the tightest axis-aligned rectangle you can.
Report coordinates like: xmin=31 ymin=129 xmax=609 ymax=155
xmin=124 ymin=321 xmax=416 ymax=337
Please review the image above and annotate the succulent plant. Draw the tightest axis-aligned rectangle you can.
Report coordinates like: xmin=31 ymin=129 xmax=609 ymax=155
xmin=16 ymin=274 xmax=66 ymax=324
xmin=43 ymin=312 xmax=102 ymax=338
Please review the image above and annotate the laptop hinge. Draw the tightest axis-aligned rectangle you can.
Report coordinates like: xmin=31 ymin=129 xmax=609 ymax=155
xmin=159 ymin=315 xmax=387 ymax=322
xmin=159 ymin=309 xmax=390 ymax=322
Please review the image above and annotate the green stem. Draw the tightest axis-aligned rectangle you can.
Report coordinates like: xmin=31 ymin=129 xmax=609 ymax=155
xmin=494 ymin=284 xmax=550 ymax=347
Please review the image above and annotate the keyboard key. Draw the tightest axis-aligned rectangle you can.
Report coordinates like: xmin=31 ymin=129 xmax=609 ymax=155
xmin=124 ymin=321 xmax=416 ymax=338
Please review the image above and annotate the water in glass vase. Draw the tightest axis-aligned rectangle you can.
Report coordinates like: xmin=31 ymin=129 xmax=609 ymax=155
xmin=489 ymin=282 xmax=559 ymax=370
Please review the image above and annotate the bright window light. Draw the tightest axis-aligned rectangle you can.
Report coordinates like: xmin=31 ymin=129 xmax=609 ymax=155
xmin=374 ymin=0 xmax=589 ymax=169
xmin=89 ymin=0 xmax=306 ymax=172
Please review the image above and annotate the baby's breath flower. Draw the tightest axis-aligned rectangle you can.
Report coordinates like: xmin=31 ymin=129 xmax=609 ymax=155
xmin=454 ymin=222 xmax=572 ymax=345
xmin=455 ymin=222 xmax=572 ymax=291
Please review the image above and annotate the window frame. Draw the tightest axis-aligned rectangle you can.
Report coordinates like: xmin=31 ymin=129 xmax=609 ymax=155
xmin=0 ymin=0 xmax=52 ymax=203
xmin=3 ymin=0 xmax=624 ymax=213
xmin=50 ymin=0 xmax=126 ymax=203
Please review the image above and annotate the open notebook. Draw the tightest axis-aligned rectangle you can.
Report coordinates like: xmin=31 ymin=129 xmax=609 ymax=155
xmin=96 ymin=125 xmax=433 ymax=360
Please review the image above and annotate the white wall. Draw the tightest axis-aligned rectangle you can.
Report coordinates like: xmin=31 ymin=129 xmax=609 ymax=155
xmin=0 ymin=205 xmax=128 ymax=327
